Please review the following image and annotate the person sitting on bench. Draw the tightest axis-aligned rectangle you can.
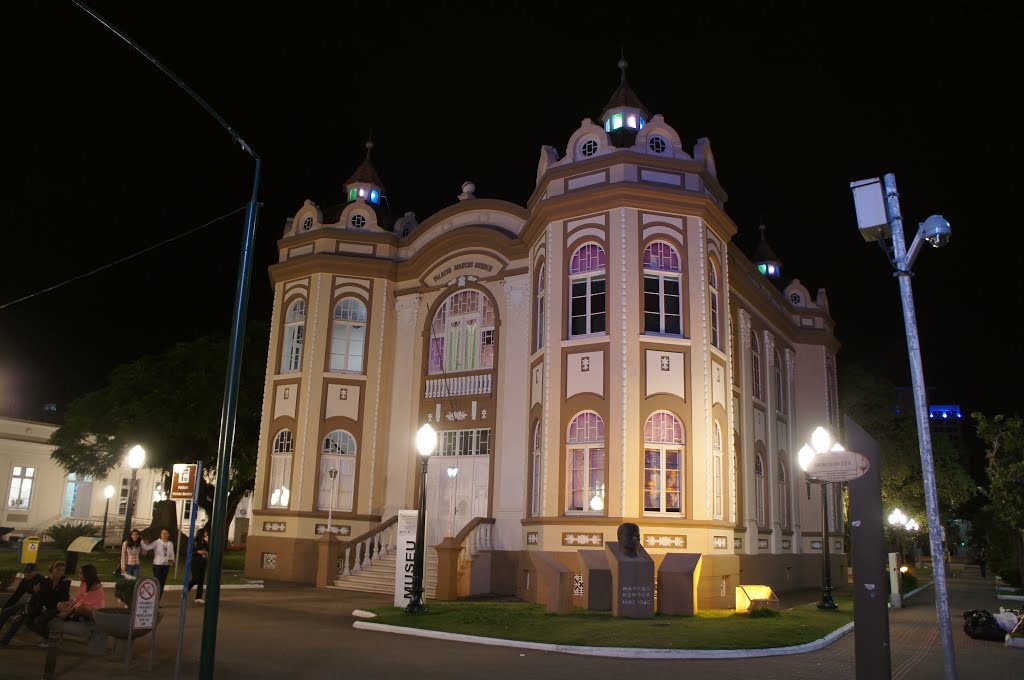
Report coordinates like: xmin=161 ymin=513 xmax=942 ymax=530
xmin=56 ymin=564 xmax=105 ymax=623
xmin=0 ymin=562 xmax=69 ymax=645
xmin=30 ymin=561 xmax=72 ymax=639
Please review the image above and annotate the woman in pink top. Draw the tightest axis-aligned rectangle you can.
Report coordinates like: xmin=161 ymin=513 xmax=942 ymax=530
xmin=56 ymin=564 xmax=105 ymax=622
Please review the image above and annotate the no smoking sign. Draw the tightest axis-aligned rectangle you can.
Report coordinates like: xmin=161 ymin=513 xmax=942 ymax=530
xmin=132 ymin=577 xmax=159 ymax=630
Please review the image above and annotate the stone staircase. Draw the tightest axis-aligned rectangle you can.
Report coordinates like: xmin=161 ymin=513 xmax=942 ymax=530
xmin=331 ymin=547 xmax=438 ymax=600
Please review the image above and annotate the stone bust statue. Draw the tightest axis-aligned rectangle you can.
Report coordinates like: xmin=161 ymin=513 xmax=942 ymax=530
xmin=617 ymin=522 xmax=641 ymax=557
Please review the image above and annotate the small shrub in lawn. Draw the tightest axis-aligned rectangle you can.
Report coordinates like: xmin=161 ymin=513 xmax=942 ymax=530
xmin=0 ymin=569 xmax=17 ymax=591
xmin=901 ymin=571 xmax=919 ymax=592
xmin=747 ymin=606 xmax=781 ymax=618
xmin=44 ymin=522 xmax=97 ymax=550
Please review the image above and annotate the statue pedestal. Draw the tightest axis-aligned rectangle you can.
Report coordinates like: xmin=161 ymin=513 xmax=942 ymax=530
xmin=605 ymin=541 xmax=655 ymax=618
xmin=657 ymin=553 xmax=702 ymax=616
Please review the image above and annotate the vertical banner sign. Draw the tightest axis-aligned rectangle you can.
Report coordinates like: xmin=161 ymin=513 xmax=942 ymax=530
xmin=393 ymin=510 xmax=421 ymax=607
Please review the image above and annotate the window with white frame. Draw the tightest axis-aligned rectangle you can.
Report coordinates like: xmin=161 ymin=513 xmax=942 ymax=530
xmin=713 ymin=420 xmax=724 ymax=519
xmin=330 ymin=298 xmax=367 ymax=372
xmin=281 ymin=300 xmax=306 ymax=373
xmin=754 ymin=452 xmax=766 ymax=527
xmin=7 ymin=466 xmax=35 ymax=510
xmin=569 ymin=244 xmax=606 ymax=337
xmin=428 ymin=290 xmax=495 ymax=375
xmin=643 ymin=242 xmax=682 ymax=335
xmin=778 ymin=459 xmax=789 ymax=528
xmin=319 ymin=430 xmax=356 ymax=512
xmin=643 ymin=412 xmax=684 ymax=515
xmin=530 ymin=422 xmax=542 ymax=516
xmin=117 ymin=477 xmax=139 ymax=516
xmin=268 ymin=429 xmax=294 ymax=508
xmin=436 ymin=428 xmax=491 ymax=457
xmin=567 ymin=412 xmax=605 ymax=513
xmin=709 ymin=257 xmax=722 ymax=348
xmin=751 ymin=332 xmax=763 ymax=400
xmin=775 ymin=348 xmax=786 ymax=413
xmin=535 ymin=264 xmax=545 ymax=351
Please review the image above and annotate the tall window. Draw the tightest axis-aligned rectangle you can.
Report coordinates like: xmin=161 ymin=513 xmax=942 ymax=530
xmin=778 ymin=459 xmax=789 ymax=528
xmin=319 ymin=430 xmax=356 ymax=512
xmin=754 ymin=452 xmax=766 ymax=527
xmin=530 ymin=422 xmax=542 ymax=516
xmin=709 ymin=256 xmax=721 ymax=348
xmin=712 ymin=421 xmax=723 ymax=519
xmin=643 ymin=412 xmax=684 ymax=515
xmin=774 ymin=349 xmax=786 ymax=413
xmin=282 ymin=300 xmax=306 ymax=373
xmin=751 ymin=332 xmax=763 ymax=400
xmin=428 ymin=290 xmax=495 ymax=374
xmin=330 ymin=299 xmax=367 ymax=372
xmin=7 ymin=466 xmax=35 ymax=510
xmin=569 ymin=244 xmax=606 ymax=337
xmin=436 ymin=429 xmax=492 ymax=457
xmin=643 ymin=242 xmax=682 ymax=335
xmin=535 ymin=264 xmax=545 ymax=351
xmin=268 ymin=429 xmax=294 ymax=508
xmin=567 ymin=412 xmax=605 ymax=513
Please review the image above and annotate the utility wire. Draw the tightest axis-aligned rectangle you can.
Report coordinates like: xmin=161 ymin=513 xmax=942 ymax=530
xmin=0 ymin=204 xmax=248 ymax=311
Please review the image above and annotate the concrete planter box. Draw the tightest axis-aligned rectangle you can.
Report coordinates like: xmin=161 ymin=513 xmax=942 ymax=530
xmin=92 ymin=608 xmax=161 ymax=640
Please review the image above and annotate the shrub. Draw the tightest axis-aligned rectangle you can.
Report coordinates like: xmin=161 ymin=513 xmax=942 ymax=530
xmin=0 ymin=569 xmax=17 ymax=591
xmin=114 ymin=579 xmax=135 ymax=608
xmin=901 ymin=571 xmax=919 ymax=592
xmin=748 ymin=606 xmax=781 ymax=618
xmin=44 ymin=521 xmax=97 ymax=550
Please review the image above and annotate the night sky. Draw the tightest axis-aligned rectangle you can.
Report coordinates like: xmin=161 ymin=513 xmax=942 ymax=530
xmin=1 ymin=3 xmax=1019 ymax=422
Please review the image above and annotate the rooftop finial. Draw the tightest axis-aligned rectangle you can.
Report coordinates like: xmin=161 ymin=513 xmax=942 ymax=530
xmin=365 ymin=131 xmax=374 ymax=159
xmin=618 ymin=51 xmax=628 ymax=84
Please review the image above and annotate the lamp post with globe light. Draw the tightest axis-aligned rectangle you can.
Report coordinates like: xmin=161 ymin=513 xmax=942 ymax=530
xmin=121 ymin=445 xmax=145 ymax=545
xmin=888 ymin=508 xmax=908 ymax=559
xmin=798 ymin=426 xmax=844 ymax=610
xmin=405 ymin=423 xmax=436 ymax=614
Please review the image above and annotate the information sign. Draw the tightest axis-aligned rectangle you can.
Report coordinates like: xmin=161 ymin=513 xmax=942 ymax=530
xmin=170 ymin=464 xmax=198 ymax=500
xmin=393 ymin=510 xmax=420 ymax=607
xmin=132 ymin=577 xmax=159 ymax=630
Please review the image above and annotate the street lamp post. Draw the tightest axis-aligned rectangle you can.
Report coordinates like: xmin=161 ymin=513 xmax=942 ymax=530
xmin=327 ymin=468 xmax=338 ymax=535
xmin=406 ymin=423 xmax=436 ymax=614
xmin=851 ymin=174 xmax=957 ymax=680
xmin=121 ymin=445 xmax=146 ymax=545
xmin=888 ymin=507 xmax=907 ymax=559
xmin=798 ymin=426 xmax=843 ymax=610
xmin=102 ymin=485 xmax=114 ymax=548
xmin=446 ymin=465 xmax=459 ymax=538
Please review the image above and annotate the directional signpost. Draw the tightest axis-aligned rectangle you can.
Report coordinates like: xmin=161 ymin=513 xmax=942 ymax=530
xmin=173 ymin=460 xmax=202 ymax=680
xmin=803 ymin=449 xmax=870 ymax=483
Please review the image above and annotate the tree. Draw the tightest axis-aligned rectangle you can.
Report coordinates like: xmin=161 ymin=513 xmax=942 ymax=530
xmin=973 ymin=413 xmax=1024 ymax=585
xmin=49 ymin=322 xmax=268 ymax=541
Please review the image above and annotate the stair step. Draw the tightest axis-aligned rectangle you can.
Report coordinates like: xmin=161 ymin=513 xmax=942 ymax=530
xmin=333 ymin=548 xmax=438 ymax=597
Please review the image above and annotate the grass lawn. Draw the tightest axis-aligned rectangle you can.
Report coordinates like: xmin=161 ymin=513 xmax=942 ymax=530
xmin=0 ymin=544 xmax=252 ymax=586
xmin=368 ymin=594 xmax=854 ymax=649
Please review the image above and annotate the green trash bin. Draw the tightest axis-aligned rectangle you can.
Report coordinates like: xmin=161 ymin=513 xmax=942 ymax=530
xmin=19 ymin=535 xmax=41 ymax=565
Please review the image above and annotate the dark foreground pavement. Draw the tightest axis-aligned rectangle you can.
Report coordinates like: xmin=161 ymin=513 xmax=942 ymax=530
xmin=1 ymin=564 xmax=1020 ymax=679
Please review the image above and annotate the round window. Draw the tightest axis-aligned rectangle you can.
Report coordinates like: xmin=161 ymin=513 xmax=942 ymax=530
xmin=580 ymin=139 xmax=599 ymax=157
xmin=302 ymin=216 xmax=314 ymax=231
xmin=649 ymin=136 xmax=667 ymax=154
xmin=351 ymin=214 xmax=366 ymax=229
xmin=789 ymin=292 xmax=802 ymax=305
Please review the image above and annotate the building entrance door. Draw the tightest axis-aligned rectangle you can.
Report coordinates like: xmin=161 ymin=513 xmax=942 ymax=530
xmin=425 ymin=454 xmax=489 ymax=548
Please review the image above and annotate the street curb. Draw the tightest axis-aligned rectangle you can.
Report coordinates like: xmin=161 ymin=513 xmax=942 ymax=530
xmin=352 ymin=619 xmax=855 ymax=659
xmin=75 ymin=580 xmax=265 ymax=590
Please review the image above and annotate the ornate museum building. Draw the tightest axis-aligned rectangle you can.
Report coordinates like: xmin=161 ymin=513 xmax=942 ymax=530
xmin=245 ymin=64 xmax=845 ymax=608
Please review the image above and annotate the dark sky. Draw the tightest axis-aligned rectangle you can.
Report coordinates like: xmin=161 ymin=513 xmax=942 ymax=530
xmin=1 ymin=3 xmax=1019 ymax=421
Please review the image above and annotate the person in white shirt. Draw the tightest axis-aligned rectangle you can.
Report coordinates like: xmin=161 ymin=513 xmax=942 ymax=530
xmin=141 ymin=528 xmax=175 ymax=600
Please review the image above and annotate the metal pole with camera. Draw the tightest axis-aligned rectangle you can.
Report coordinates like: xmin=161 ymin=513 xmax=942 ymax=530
xmin=851 ymin=174 xmax=957 ymax=680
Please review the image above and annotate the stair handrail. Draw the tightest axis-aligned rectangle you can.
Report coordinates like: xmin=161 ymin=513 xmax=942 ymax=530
xmin=337 ymin=515 xmax=397 ymax=577
xmin=452 ymin=517 xmax=494 ymax=573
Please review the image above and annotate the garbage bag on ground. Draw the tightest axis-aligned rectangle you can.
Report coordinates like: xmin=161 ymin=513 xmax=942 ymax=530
xmin=963 ymin=609 xmax=1007 ymax=641
xmin=995 ymin=611 xmax=1019 ymax=633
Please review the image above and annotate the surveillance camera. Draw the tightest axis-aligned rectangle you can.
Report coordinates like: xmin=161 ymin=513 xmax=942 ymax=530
xmin=919 ymin=214 xmax=951 ymax=248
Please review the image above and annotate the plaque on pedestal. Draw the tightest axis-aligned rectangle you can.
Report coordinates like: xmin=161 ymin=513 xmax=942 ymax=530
xmin=657 ymin=553 xmax=702 ymax=616
xmin=605 ymin=523 xmax=654 ymax=618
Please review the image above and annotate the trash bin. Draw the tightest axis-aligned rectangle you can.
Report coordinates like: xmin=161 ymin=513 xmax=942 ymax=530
xmin=19 ymin=535 xmax=41 ymax=565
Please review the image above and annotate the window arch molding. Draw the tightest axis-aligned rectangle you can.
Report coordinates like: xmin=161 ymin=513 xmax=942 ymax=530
xmin=777 ymin=455 xmax=790 ymax=529
xmin=529 ymin=419 xmax=542 ymax=517
xmin=533 ymin=257 xmax=546 ymax=352
xmin=642 ymin=410 xmax=686 ymax=516
xmin=565 ymin=410 xmax=607 ymax=514
xmin=640 ymin=237 xmax=684 ymax=336
xmin=424 ymin=284 xmax=500 ymax=376
xmin=566 ymin=241 xmax=607 ymax=339
xmin=279 ymin=294 xmax=307 ymax=374
xmin=328 ymin=294 xmax=369 ymax=373
xmin=751 ymin=330 xmax=763 ymax=401
xmin=266 ymin=425 xmax=296 ymax=509
xmin=318 ymin=428 xmax=358 ymax=513
xmin=753 ymin=443 xmax=768 ymax=528
xmin=707 ymin=252 xmax=723 ymax=350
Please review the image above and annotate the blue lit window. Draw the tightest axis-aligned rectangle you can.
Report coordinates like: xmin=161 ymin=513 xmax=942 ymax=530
xmin=605 ymin=120 xmax=611 ymax=132
xmin=369 ymin=189 xmax=379 ymax=204
xmin=639 ymin=118 xmax=645 ymax=129
xmin=941 ymin=412 xmax=948 ymax=419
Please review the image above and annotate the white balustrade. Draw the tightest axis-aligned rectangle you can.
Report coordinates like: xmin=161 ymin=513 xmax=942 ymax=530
xmin=424 ymin=373 xmax=492 ymax=398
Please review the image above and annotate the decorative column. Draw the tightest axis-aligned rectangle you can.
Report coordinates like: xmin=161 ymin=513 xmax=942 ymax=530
xmin=762 ymin=331 xmax=781 ymax=551
xmin=736 ymin=309 xmax=756 ymax=554
xmin=382 ymin=293 xmax=422 ymax=520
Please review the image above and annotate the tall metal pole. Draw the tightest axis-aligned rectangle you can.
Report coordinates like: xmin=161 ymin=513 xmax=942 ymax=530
xmin=405 ymin=457 xmax=430 ymax=613
xmin=101 ymin=497 xmax=110 ymax=547
xmin=883 ymin=173 xmax=957 ymax=680
xmin=819 ymin=482 xmax=836 ymax=609
xmin=122 ymin=467 xmax=138 ymax=544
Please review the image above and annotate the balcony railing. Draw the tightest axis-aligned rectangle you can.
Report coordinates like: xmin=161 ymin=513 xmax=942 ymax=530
xmin=424 ymin=373 xmax=492 ymax=398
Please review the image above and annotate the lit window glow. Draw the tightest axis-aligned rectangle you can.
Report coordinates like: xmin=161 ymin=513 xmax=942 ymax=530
xmin=626 ymin=114 xmax=637 ymax=128
xmin=358 ymin=188 xmax=366 ymax=198
xmin=758 ymin=264 xmax=767 ymax=275
xmin=348 ymin=188 xmax=357 ymax=201
xmin=369 ymin=189 xmax=379 ymax=204
xmin=612 ymin=113 xmax=623 ymax=129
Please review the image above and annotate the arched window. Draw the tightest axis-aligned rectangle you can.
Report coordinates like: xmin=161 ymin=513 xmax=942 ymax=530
xmin=330 ymin=298 xmax=367 ymax=372
xmin=643 ymin=242 xmax=682 ymax=335
xmin=775 ymin=348 xmax=786 ymax=413
xmin=712 ymin=420 xmax=724 ymax=519
xmin=535 ymin=264 xmax=545 ymax=351
xmin=428 ymin=290 xmax=496 ymax=374
xmin=777 ymin=458 xmax=789 ymax=528
xmin=751 ymin=332 xmax=763 ymax=400
xmin=709 ymin=256 xmax=721 ymax=349
xmin=319 ymin=430 xmax=357 ymax=512
xmin=530 ymin=422 xmax=542 ymax=516
xmin=754 ymin=452 xmax=766 ymax=527
xmin=569 ymin=244 xmax=606 ymax=338
xmin=567 ymin=412 xmax=605 ymax=513
xmin=643 ymin=411 xmax=684 ymax=515
xmin=282 ymin=300 xmax=306 ymax=373
xmin=268 ymin=429 xmax=294 ymax=508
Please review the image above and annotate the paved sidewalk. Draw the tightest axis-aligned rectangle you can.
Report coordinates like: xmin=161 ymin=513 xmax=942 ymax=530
xmin=0 ymin=566 xmax=1019 ymax=679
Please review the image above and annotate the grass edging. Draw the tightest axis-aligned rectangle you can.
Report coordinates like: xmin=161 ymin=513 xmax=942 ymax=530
xmin=352 ymin=619 xmax=855 ymax=660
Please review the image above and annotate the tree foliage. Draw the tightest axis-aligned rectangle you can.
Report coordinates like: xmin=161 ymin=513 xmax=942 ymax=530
xmin=49 ymin=322 xmax=268 ymax=537
xmin=973 ymin=412 xmax=1024 ymax=585
xmin=838 ymin=364 xmax=976 ymax=520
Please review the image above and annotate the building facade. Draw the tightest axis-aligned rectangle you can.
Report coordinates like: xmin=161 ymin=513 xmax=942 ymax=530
xmin=245 ymin=67 xmax=845 ymax=605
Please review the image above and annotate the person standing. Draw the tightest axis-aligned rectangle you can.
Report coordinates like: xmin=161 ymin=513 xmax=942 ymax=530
xmin=185 ymin=527 xmax=210 ymax=604
xmin=120 ymin=529 xmax=143 ymax=578
xmin=142 ymin=529 xmax=175 ymax=600
xmin=978 ymin=547 xmax=988 ymax=579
